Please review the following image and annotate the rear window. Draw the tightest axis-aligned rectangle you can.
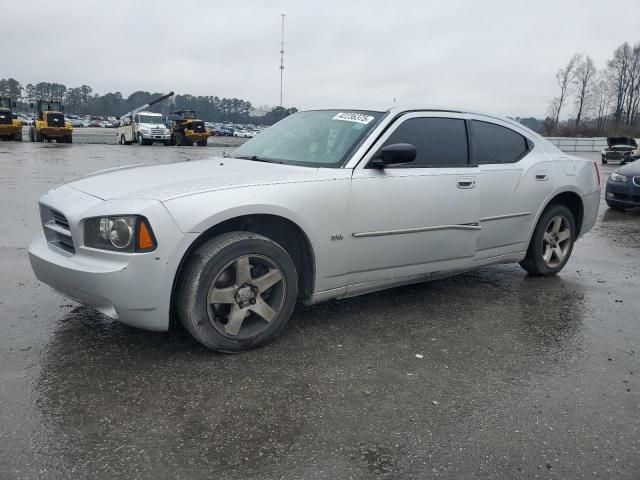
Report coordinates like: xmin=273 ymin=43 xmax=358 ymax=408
xmin=472 ymin=120 xmax=530 ymax=164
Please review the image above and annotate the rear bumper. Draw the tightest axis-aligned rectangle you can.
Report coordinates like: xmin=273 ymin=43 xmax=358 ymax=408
xmin=39 ymin=127 xmax=72 ymax=137
xmin=0 ymin=124 xmax=21 ymax=135
xmin=185 ymin=131 xmax=209 ymax=142
xmin=580 ymin=190 xmax=600 ymax=237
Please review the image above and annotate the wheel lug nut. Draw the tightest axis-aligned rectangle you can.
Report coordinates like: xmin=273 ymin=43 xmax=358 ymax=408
xmin=249 ymin=298 xmax=256 ymax=305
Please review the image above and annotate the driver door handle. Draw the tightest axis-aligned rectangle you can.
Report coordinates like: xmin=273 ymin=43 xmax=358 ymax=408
xmin=457 ymin=177 xmax=476 ymax=189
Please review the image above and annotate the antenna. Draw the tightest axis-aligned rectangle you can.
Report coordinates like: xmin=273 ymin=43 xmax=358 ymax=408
xmin=279 ymin=14 xmax=285 ymax=107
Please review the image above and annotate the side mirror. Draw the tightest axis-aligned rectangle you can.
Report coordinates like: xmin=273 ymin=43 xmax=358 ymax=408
xmin=370 ymin=143 xmax=417 ymax=168
xmin=30 ymin=103 xmax=34 ymax=109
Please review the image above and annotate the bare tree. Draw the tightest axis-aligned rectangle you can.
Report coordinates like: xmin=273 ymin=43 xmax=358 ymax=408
xmin=573 ymin=55 xmax=596 ymax=127
xmin=553 ymin=53 xmax=581 ymax=129
xmin=594 ymin=72 xmax=614 ymax=131
xmin=546 ymin=97 xmax=561 ymax=133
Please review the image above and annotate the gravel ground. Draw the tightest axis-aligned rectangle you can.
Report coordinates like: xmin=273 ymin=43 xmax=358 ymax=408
xmin=0 ymin=142 xmax=638 ymax=479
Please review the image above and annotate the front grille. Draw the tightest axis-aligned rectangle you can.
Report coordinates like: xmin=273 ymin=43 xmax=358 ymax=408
xmin=191 ymin=121 xmax=206 ymax=133
xmin=150 ymin=128 xmax=165 ymax=135
xmin=47 ymin=113 xmax=65 ymax=128
xmin=40 ymin=205 xmax=75 ymax=255
xmin=0 ymin=110 xmax=12 ymax=125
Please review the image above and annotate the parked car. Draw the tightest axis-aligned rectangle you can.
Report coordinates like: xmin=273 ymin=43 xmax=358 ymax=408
xmin=605 ymin=162 xmax=640 ymax=210
xmin=28 ymin=107 xmax=600 ymax=352
xmin=233 ymin=129 xmax=253 ymax=138
xmin=601 ymin=136 xmax=639 ymax=165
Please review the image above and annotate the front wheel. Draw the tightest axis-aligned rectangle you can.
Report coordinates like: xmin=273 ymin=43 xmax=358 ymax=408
xmin=520 ymin=204 xmax=576 ymax=276
xmin=177 ymin=232 xmax=298 ymax=352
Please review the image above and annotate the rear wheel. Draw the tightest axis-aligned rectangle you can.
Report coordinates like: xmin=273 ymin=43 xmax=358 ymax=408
xmin=29 ymin=126 xmax=35 ymax=142
xmin=520 ymin=204 xmax=575 ymax=276
xmin=197 ymin=139 xmax=207 ymax=147
xmin=601 ymin=159 xmax=608 ymax=165
xmin=13 ymin=132 xmax=22 ymax=141
xmin=119 ymin=134 xmax=125 ymax=145
xmin=177 ymin=232 xmax=298 ymax=352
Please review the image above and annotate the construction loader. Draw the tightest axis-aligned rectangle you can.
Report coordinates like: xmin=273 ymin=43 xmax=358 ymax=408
xmin=0 ymin=96 xmax=23 ymax=141
xmin=166 ymin=110 xmax=209 ymax=146
xmin=29 ymin=99 xmax=73 ymax=143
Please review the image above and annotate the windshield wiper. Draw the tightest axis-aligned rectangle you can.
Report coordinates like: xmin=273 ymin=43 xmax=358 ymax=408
xmin=233 ymin=155 xmax=284 ymax=164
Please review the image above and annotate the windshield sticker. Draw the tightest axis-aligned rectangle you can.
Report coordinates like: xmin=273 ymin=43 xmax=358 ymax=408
xmin=332 ymin=112 xmax=375 ymax=124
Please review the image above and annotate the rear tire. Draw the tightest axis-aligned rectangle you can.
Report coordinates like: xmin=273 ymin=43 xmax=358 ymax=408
xmin=520 ymin=204 xmax=576 ymax=277
xmin=13 ymin=132 xmax=22 ymax=141
xmin=197 ymin=139 xmax=207 ymax=147
xmin=176 ymin=232 xmax=298 ymax=352
xmin=601 ymin=159 xmax=608 ymax=165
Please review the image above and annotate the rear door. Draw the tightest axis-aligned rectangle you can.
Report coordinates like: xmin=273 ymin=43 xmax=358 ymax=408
xmin=469 ymin=117 xmax=555 ymax=260
xmin=347 ymin=112 xmax=480 ymax=290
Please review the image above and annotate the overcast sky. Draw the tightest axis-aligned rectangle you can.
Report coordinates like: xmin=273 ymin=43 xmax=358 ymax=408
xmin=4 ymin=0 xmax=636 ymax=118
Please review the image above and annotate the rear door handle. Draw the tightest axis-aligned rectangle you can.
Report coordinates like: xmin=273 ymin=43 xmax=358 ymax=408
xmin=457 ymin=177 xmax=476 ymax=189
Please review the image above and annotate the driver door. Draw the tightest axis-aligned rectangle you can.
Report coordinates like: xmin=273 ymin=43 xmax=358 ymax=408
xmin=347 ymin=113 xmax=480 ymax=292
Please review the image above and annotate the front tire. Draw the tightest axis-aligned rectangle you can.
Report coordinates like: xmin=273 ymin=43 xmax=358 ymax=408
xmin=520 ymin=204 xmax=576 ymax=277
xmin=177 ymin=232 xmax=298 ymax=352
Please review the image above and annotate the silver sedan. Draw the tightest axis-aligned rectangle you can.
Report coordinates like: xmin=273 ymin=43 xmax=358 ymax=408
xmin=29 ymin=107 xmax=601 ymax=352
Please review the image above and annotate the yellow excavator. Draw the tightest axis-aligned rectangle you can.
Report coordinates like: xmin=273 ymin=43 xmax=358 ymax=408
xmin=0 ymin=96 xmax=22 ymax=141
xmin=29 ymin=99 xmax=73 ymax=143
xmin=167 ymin=110 xmax=209 ymax=146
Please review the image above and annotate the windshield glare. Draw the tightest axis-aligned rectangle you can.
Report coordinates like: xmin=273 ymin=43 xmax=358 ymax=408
xmin=139 ymin=115 xmax=164 ymax=124
xmin=231 ymin=110 xmax=383 ymax=167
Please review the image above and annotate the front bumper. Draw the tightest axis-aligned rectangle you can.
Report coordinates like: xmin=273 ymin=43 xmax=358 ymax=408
xmin=141 ymin=132 xmax=171 ymax=140
xmin=27 ymin=186 xmax=196 ymax=331
xmin=606 ymin=179 xmax=640 ymax=207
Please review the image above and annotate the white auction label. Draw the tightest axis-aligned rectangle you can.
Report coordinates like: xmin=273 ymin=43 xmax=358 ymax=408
xmin=332 ymin=112 xmax=375 ymax=124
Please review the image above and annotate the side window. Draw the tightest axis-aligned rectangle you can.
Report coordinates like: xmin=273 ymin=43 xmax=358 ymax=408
xmin=472 ymin=120 xmax=530 ymax=164
xmin=381 ymin=117 xmax=469 ymax=167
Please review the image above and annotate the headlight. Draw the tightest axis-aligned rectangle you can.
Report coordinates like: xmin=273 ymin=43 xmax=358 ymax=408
xmin=610 ymin=172 xmax=628 ymax=182
xmin=84 ymin=215 xmax=156 ymax=252
xmin=140 ymin=128 xmax=150 ymax=134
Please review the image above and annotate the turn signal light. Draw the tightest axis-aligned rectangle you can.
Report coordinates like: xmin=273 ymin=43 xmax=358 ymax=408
xmin=137 ymin=220 xmax=155 ymax=251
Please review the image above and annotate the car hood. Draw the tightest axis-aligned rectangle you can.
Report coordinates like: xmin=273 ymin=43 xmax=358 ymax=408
xmin=616 ymin=161 xmax=640 ymax=177
xmin=67 ymin=157 xmax=340 ymax=201
xmin=607 ymin=136 xmax=638 ymax=148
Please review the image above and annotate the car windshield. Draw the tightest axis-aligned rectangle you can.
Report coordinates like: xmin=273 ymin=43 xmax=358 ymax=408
xmin=139 ymin=115 xmax=164 ymax=124
xmin=231 ymin=109 xmax=384 ymax=167
xmin=0 ymin=98 xmax=11 ymax=109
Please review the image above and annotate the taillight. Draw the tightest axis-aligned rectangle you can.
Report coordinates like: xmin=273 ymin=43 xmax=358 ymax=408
xmin=593 ymin=161 xmax=601 ymax=186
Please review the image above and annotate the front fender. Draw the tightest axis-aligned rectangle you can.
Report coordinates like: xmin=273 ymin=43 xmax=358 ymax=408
xmin=162 ymin=178 xmax=352 ymax=293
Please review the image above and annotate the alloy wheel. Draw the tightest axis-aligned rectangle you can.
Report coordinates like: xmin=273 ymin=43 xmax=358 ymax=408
xmin=542 ymin=215 xmax=572 ymax=268
xmin=206 ymin=254 xmax=286 ymax=339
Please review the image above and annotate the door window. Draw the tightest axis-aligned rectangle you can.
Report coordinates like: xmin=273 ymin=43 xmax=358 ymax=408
xmin=380 ymin=117 xmax=469 ymax=167
xmin=471 ymin=120 xmax=530 ymax=164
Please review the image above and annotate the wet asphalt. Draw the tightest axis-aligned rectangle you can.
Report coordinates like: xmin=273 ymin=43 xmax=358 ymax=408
xmin=0 ymin=137 xmax=638 ymax=479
